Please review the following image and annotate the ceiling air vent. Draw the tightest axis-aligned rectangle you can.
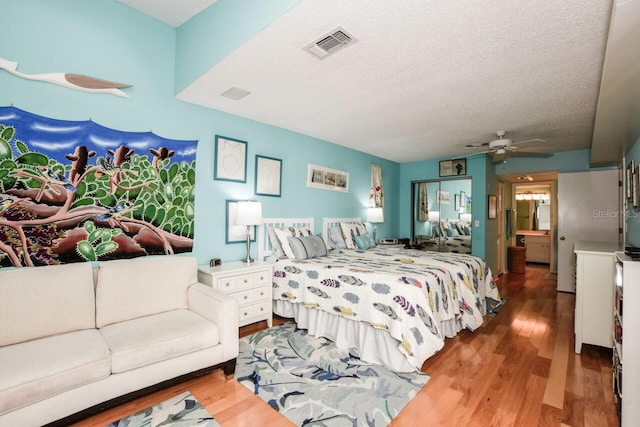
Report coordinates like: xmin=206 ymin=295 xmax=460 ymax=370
xmin=304 ymin=27 xmax=357 ymax=59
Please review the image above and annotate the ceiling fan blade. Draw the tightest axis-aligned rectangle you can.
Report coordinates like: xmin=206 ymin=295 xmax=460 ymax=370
xmin=464 ymin=149 xmax=491 ymax=157
xmin=512 ymin=138 xmax=547 ymax=146
xmin=506 ymin=151 xmax=552 ymax=158
xmin=464 ymin=142 xmax=490 ymax=149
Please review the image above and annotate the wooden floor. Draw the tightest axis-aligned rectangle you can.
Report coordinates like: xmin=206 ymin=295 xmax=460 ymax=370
xmin=71 ymin=264 xmax=619 ymax=427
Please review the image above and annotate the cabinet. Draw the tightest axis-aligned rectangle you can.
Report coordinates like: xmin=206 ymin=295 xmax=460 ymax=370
xmin=524 ymin=235 xmax=550 ymax=263
xmin=198 ymin=261 xmax=273 ymax=328
xmin=613 ymin=252 xmax=640 ymax=427
xmin=573 ymin=241 xmax=620 ymax=354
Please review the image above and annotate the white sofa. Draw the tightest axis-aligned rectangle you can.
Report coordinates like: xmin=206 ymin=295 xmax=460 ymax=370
xmin=0 ymin=255 xmax=239 ymax=427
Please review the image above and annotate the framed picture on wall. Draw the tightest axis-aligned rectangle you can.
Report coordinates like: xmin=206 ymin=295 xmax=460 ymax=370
xmin=225 ymin=200 xmax=256 ymax=243
xmin=634 ymin=165 xmax=640 ymax=210
xmin=214 ymin=135 xmax=247 ymax=182
xmin=307 ymin=164 xmax=349 ymax=192
xmin=488 ymin=195 xmax=497 ymax=219
xmin=454 ymin=194 xmax=460 ymax=210
xmin=627 ymin=160 xmax=635 ymax=201
xmin=255 ymin=155 xmax=282 ymax=197
xmin=439 ymin=158 xmax=467 ymax=177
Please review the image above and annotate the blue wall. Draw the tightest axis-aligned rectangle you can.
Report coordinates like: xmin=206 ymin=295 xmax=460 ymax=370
xmin=0 ymin=0 xmax=399 ymax=265
xmin=399 ymin=156 xmax=489 ymax=260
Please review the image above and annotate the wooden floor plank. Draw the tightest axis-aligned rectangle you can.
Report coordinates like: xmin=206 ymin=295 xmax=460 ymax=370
xmin=70 ymin=264 xmax=619 ymax=427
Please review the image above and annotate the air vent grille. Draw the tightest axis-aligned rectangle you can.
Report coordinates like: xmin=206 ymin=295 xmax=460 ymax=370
xmin=304 ymin=27 xmax=357 ymax=59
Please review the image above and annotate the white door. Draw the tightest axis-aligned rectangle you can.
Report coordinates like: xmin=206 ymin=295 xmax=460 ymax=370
xmin=557 ymin=170 xmax=619 ymax=292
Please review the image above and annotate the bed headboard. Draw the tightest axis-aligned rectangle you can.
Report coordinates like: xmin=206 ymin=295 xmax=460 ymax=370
xmin=322 ymin=217 xmax=363 ymax=241
xmin=258 ymin=217 xmax=315 ymax=261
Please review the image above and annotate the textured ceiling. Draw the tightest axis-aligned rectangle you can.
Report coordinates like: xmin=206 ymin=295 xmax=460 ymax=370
xmin=121 ymin=0 xmax=622 ymax=165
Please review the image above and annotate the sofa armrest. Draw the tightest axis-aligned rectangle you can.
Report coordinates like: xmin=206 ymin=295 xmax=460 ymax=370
xmin=188 ymin=282 xmax=239 ymax=361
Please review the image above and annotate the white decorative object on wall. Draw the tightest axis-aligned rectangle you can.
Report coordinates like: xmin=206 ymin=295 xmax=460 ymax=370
xmin=0 ymin=57 xmax=132 ymax=98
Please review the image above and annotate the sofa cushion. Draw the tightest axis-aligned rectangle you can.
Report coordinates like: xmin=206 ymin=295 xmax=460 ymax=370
xmin=99 ymin=309 xmax=219 ymax=374
xmin=0 ymin=262 xmax=95 ymax=346
xmin=96 ymin=256 xmax=198 ymax=328
xmin=0 ymin=329 xmax=110 ymax=415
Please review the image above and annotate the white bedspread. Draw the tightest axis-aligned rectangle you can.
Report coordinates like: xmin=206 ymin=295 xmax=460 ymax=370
xmin=272 ymin=246 xmax=499 ymax=371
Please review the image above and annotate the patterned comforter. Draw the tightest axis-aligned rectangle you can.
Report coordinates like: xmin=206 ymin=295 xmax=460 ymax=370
xmin=272 ymin=246 xmax=500 ymax=370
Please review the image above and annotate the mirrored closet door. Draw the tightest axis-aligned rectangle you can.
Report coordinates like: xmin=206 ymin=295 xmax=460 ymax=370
xmin=411 ymin=178 xmax=472 ymax=253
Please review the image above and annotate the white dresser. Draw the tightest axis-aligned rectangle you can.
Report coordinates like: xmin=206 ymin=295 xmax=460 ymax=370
xmin=198 ymin=261 xmax=273 ymax=328
xmin=573 ymin=241 xmax=621 ymax=354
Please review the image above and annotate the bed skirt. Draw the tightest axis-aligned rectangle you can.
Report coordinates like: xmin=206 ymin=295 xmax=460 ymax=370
xmin=273 ymin=300 xmax=463 ymax=372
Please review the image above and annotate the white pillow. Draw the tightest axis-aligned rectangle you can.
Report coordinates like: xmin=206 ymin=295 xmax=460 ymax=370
xmin=273 ymin=228 xmax=296 ymax=259
xmin=339 ymin=222 xmax=367 ymax=249
xmin=272 ymin=226 xmax=314 ymax=259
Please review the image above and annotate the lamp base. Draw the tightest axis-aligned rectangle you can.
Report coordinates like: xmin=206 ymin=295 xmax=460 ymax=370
xmin=243 ymin=226 xmax=254 ymax=263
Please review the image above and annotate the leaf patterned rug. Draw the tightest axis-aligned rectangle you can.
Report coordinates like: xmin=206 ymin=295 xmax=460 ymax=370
xmin=235 ymin=323 xmax=429 ymax=426
xmin=105 ymin=391 xmax=219 ymax=427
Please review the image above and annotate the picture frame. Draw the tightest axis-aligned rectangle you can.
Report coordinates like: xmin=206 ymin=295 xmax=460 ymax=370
xmin=225 ymin=200 xmax=256 ymax=243
xmin=627 ymin=160 xmax=635 ymax=201
xmin=454 ymin=194 xmax=460 ymax=211
xmin=634 ymin=165 xmax=640 ymax=211
xmin=214 ymin=135 xmax=247 ymax=182
xmin=437 ymin=190 xmax=450 ymax=204
xmin=255 ymin=155 xmax=282 ymax=197
xmin=488 ymin=195 xmax=497 ymax=219
xmin=307 ymin=164 xmax=349 ymax=192
xmin=460 ymin=191 xmax=467 ymax=208
xmin=439 ymin=158 xmax=467 ymax=177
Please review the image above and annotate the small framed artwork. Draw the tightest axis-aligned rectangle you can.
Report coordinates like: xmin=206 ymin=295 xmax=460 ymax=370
xmin=627 ymin=160 xmax=635 ymax=201
xmin=439 ymin=158 xmax=467 ymax=177
xmin=437 ymin=190 xmax=450 ymax=204
xmin=634 ymin=165 xmax=640 ymax=211
xmin=454 ymin=194 xmax=460 ymax=211
xmin=460 ymin=191 xmax=467 ymax=208
xmin=488 ymin=195 xmax=497 ymax=219
xmin=307 ymin=164 xmax=349 ymax=192
xmin=225 ymin=200 xmax=256 ymax=243
xmin=255 ymin=155 xmax=282 ymax=197
xmin=214 ymin=135 xmax=247 ymax=182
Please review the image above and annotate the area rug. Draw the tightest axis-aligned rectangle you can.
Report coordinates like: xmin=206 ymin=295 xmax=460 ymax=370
xmin=106 ymin=391 xmax=219 ymax=427
xmin=235 ymin=323 xmax=429 ymax=426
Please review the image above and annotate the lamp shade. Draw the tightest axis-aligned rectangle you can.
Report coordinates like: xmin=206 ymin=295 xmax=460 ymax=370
xmin=428 ymin=210 xmax=440 ymax=222
xmin=235 ymin=201 xmax=263 ymax=226
xmin=366 ymin=207 xmax=384 ymax=223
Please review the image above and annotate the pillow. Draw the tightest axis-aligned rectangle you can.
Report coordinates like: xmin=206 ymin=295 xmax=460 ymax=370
xmin=271 ymin=226 xmax=315 ymax=259
xmin=445 ymin=228 xmax=453 ymax=237
xmin=329 ymin=226 xmax=347 ymax=250
xmin=287 ymin=234 xmax=328 ymax=259
xmin=266 ymin=227 xmax=287 ymax=260
xmin=450 ymin=228 xmax=460 ymax=237
xmin=272 ymin=227 xmax=296 ymax=259
xmin=432 ymin=224 xmax=441 ymax=237
xmin=354 ymin=232 xmax=375 ymax=250
xmin=339 ymin=222 xmax=367 ymax=249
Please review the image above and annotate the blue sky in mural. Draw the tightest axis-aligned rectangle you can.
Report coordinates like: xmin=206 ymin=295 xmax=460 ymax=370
xmin=0 ymin=106 xmax=197 ymax=164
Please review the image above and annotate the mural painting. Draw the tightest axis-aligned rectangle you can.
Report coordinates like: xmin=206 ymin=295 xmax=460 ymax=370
xmin=0 ymin=106 xmax=198 ymax=268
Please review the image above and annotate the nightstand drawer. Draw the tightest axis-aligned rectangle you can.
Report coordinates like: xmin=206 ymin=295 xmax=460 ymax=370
xmin=238 ymin=300 xmax=271 ymax=325
xmin=234 ymin=287 xmax=269 ymax=305
xmin=216 ymin=276 xmax=237 ymax=293
xmin=235 ymin=273 xmax=255 ymax=290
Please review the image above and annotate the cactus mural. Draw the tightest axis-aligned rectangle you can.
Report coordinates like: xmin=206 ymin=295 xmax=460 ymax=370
xmin=0 ymin=106 xmax=198 ymax=267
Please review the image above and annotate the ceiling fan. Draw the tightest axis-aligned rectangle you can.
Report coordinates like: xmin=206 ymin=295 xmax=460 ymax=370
xmin=465 ymin=130 xmax=550 ymax=163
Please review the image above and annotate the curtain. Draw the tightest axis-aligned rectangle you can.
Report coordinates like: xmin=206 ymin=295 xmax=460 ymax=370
xmin=370 ymin=164 xmax=384 ymax=208
xmin=418 ymin=182 xmax=429 ymax=221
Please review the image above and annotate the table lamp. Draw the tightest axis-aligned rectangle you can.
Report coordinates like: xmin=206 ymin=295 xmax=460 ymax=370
xmin=235 ymin=201 xmax=263 ymax=263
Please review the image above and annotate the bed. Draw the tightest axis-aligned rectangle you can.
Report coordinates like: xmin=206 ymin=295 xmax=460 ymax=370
xmin=257 ymin=217 xmax=500 ymax=372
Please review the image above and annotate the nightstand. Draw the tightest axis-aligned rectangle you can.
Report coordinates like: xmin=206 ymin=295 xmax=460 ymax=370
xmin=198 ymin=261 xmax=273 ymax=327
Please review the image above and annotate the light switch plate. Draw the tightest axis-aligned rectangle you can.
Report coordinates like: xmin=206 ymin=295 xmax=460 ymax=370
xmin=474 ymin=220 xmax=480 ymax=227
